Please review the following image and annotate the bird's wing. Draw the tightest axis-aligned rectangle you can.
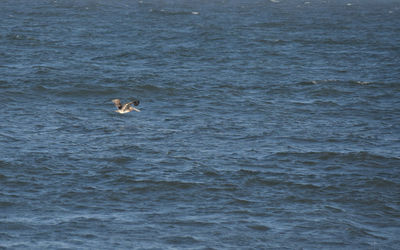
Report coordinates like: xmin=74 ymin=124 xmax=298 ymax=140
xmin=123 ymin=100 xmax=140 ymax=109
xmin=112 ymin=99 xmax=122 ymax=109
xmin=121 ymin=103 xmax=131 ymax=111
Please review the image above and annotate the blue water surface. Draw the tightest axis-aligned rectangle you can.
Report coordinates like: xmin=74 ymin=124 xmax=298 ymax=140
xmin=1 ymin=0 xmax=400 ymax=249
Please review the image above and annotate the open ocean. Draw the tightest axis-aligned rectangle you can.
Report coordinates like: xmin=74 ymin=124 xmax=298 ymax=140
xmin=1 ymin=0 xmax=400 ymax=249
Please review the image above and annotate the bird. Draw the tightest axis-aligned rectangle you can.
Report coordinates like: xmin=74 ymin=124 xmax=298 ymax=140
xmin=112 ymin=99 xmax=140 ymax=114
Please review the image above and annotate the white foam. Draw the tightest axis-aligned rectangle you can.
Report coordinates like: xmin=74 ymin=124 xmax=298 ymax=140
xmin=356 ymin=81 xmax=371 ymax=85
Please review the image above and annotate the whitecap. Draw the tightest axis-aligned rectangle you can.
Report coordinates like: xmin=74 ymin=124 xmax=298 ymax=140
xmin=356 ymin=81 xmax=371 ymax=85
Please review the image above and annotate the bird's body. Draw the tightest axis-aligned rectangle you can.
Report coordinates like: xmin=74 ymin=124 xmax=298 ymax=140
xmin=112 ymin=99 xmax=140 ymax=114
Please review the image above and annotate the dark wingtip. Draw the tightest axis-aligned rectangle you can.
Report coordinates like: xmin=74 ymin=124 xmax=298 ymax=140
xmin=133 ymin=100 xmax=140 ymax=106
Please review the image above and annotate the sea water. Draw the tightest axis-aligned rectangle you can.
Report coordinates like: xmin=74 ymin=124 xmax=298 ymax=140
xmin=1 ymin=0 xmax=399 ymax=249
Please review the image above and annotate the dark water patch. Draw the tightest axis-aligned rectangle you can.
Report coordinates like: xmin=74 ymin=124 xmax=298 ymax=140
xmin=0 ymin=132 xmax=20 ymax=143
xmin=128 ymin=180 xmax=202 ymax=193
xmin=5 ymin=33 xmax=41 ymax=44
xmin=204 ymin=183 xmax=238 ymax=193
xmin=0 ymin=221 xmax=34 ymax=231
xmin=94 ymin=155 xmax=135 ymax=165
xmin=91 ymin=51 xmax=148 ymax=61
xmin=247 ymin=224 xmax=270 ymax=232
xmin=270 ymin=151 xmax=400 ymax=166
xmin=0 ymin=201 xmax=13 ymax=208
xmin=161 ymin=235 xmax=200 ymax=246
xmin=52 ymin=85 xmax=118 ymax=98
